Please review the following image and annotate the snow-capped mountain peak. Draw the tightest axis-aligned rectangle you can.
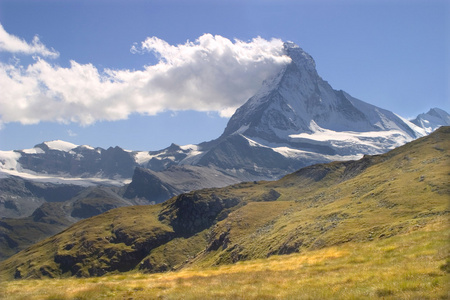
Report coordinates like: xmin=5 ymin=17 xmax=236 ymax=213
xmin=411 ymin=108 xmax=450 ymax=134
xmin=223 ymin=42 xmax=422 ymax=141
xmin=283 ymin=41 xmax=316 ymax=73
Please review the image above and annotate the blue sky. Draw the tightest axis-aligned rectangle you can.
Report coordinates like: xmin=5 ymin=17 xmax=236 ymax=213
xmin=0 ymin=0 xmax=448 ymax=151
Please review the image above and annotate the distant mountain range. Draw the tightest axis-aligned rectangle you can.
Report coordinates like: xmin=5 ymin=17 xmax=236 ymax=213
xmin=0 ymin=42 xmax=449 ymax=260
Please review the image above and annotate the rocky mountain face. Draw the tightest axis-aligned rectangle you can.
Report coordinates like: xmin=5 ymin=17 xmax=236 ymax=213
xmin=123 ymin=165 xmax=239 ymax=204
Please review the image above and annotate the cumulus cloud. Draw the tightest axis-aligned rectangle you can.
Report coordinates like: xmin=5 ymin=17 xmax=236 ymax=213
xmin=0 ymin=32 xmax=291 ymax=126
xmin=0 ymin=24 xmax=59 ymax=58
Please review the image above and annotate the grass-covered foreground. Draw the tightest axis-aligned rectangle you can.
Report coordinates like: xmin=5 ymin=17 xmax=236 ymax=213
xmin=1 ymin=216 xmax=448 ymax=300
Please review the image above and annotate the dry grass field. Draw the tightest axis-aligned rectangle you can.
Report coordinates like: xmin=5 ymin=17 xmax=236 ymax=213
xmin=1 ymin=216 xmax=448 ymax=300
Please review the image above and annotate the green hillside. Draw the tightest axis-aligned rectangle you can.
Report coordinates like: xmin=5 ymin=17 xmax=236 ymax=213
xmin=0 ymin=127 xmax=448 ymax=298
xmin=1 ymin=219 xmax=447 ymax=299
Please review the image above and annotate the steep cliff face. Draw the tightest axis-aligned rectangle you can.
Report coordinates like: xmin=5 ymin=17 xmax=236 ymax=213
xmin=158 ymin=192 xmax=241 ymax=236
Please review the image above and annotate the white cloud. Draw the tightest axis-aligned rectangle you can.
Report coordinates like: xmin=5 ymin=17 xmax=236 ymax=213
xmin=0 ymin=24 xmax=59 ymax=58
xmin=0 ymin=32 xmax=291 ymax=126
xmin=67 ymin=129 xmax=78 ymax=137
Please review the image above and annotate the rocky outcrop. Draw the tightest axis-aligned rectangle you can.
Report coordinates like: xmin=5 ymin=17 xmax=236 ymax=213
xmin=159 ymin=192 xmax=241 ymax=236
xmin=123 ymin=166 xmax=240 ymax=204
xmin=123 ymin=167 xmax=178 ymax=204
xmin=53 ymin=228 xmax=175 ymax=277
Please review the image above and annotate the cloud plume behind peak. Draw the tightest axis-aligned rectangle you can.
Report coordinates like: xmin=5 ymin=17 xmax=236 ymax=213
xmin=0 ymin=31 xmax=291 ymax=126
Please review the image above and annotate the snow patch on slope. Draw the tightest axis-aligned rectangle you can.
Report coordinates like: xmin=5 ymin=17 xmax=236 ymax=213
xmin=240 ymin=134 xmax=362 ymax=161
xmin=79 ymin=145 xmax=95 ymax=150
xmin=21 ymin=147 xmax=45 ymax=154
xmin=288 ymin=122 xmax=414 ymax=154
xmin=0 ymin=168 xmax=130 ymax=186
xmin=272 ymin=146 xmax=362 ymax=161
xmin=290 ymin=124 xmax=411 ymax=145
xmin=134 ymin=151 xmax=152 ymax=165
xmin=180 ymin=145 xmax=203 ymax=158
xmin=0 ymin=151 xmax=21 ymax=171
xmin=44 ymin=140 xmax=78 ymax=152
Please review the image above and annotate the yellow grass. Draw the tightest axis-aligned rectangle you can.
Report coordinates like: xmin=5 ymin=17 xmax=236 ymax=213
xmin=1 ymin=217 xmax=448 ymax=300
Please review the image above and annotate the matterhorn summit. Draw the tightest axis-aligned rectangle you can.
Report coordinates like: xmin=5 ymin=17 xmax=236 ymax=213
xmin=214 ymin=42 xmax=426 ymax=168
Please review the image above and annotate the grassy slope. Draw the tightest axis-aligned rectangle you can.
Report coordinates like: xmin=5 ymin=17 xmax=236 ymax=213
xmin=0 ymin=127 xmax=448 ymax=298
xmin=0 ymin=218 xmax=448 ymax=299
xmin=0 ymin=205 xmax=174 ymax=278
xmin=0 ymin=217 xmax=68 ymax=261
